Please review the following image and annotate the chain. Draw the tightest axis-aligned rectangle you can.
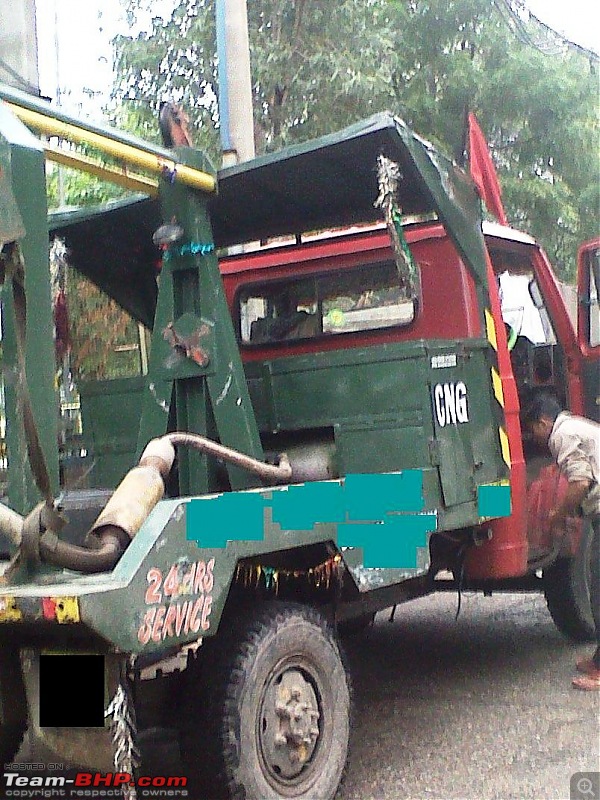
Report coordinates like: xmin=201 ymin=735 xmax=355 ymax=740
xmin=105 ymin=681 xmax=140 ymax=800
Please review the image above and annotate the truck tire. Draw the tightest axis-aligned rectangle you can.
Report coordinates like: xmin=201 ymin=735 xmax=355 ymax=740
xmin=180 ymin=602 xmax=351 ymax=800
xmin=543 ymin=520 xmax=596 ymax=642
xmin=337 ymin=611 xmax=376 ymax=638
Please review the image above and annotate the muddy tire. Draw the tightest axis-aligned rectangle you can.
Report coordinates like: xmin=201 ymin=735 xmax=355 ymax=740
xmin=543 ymin=519 xmax=596 ymax=642
xmin=337 ymin=612 xmax=376 ymax=638
xmin=180 ymin=602 xmax=351 ymax=800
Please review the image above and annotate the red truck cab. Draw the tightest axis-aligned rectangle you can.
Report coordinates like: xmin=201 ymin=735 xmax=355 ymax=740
xmin=219 ymin=220 xmax=597 ymax=635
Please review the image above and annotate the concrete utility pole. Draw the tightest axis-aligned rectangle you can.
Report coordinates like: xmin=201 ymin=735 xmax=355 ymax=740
xmin=0 ymin=0 xmax=39 ymax=93
xmin=216 ymin=0 xmax=255 ymax=167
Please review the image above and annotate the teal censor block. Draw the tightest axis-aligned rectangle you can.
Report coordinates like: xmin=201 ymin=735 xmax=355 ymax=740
xmin=477 ymin=483 xmax=511 ymax=518
xmin=186 ymin=491 xmax=265 ymax=548
xmin=345 ymin=471 xmax=424 ymax=520
xmin=271 ymin=481 xmax=345 ymax=530
xmin=339 ymin=513 xmax=436 ymax=568
xmin=186 ymin=470 xmax=435 ymax=569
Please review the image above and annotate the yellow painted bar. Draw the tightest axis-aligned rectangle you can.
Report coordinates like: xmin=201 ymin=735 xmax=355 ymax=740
xmin=44 ymin=143 xmax=159 ymax=197
xmin=7 ymin=103 xmax=216 ymax=194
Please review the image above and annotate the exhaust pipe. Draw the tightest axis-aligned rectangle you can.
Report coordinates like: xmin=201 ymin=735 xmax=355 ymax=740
xmin=0 ymin=434 xmax=290 ymax=574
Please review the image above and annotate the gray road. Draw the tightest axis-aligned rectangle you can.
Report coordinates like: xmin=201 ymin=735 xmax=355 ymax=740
xmin=17 ymin=591 xmax=599 ymax=800
xmin=340 ymin=591 xmax=599 ymax=800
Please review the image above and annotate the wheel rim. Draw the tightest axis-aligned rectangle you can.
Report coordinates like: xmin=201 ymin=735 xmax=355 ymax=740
xmin=258 ymin=661 xmax=323 ymax=789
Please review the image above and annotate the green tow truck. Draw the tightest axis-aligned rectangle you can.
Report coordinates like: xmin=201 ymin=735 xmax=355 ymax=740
xmin=0 ymin=84 xmax=597 ymax=800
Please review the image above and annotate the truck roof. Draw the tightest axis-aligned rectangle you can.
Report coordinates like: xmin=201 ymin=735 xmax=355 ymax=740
xmin=48 ymin=112 xmax=493 ymax=327
xmin=209 ymin=112 xmax=477 ymax=247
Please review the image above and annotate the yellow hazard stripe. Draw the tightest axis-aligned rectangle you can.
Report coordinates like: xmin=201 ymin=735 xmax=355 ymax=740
xmin=485 ymin=309 xmax=497 ymax=351
xmin=485 ymin=307 xmax=511 ymax=467
xmin=491 ymin=366 xmax=504 ymax=407
xmin=499 ymin=426 xmax=511 ymax=467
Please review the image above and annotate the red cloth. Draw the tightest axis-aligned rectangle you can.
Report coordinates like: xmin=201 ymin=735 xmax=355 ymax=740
xmin=53 ymin=288 xmax=71 ymax=358
xmin=468 ymin=112 xmax=508 ymax=225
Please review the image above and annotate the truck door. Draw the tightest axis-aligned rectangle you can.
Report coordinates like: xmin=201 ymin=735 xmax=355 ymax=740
xmin=577 ymin=239 xmax=600 ymax=421
xmin=430 ymin=368 xmax=475 ymax=507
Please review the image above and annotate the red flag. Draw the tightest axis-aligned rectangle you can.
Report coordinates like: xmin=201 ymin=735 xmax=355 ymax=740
xmin=467 ymin=112 xmax=508 ymax=225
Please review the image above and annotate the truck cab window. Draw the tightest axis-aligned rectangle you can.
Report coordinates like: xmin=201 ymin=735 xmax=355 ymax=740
xmin=239 ymin=260 xmax=417 ymax=345
xmin=498 ymin=271 xmax=556 ymax=346
xmin=497 ymin=268 xmax=561 ymax=396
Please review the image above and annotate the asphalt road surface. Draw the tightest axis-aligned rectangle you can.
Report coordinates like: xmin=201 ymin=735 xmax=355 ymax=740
xmin=17 ymin=591 xmax=599 ymax=800
xmin=340 ymin=591 xmax=599 ymax=800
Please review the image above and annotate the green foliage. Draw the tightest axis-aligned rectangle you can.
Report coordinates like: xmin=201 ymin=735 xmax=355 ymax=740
xmin=46 ymin=163 xmax=141 ymax=381
xmin=113 ymin=0 xmax=221 ymax=162
xmin=110 ymin=0 xmax=598 ymax=279
xmin=46 ymin=162 xmax=126 ymax=210
xmin=66 ymin=271 xmax=142 ymax=380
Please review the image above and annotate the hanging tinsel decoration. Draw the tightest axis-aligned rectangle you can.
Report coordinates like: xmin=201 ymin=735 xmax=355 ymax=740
xmin=163 ymin=241 xmax=215 ymax=261
xmin=374 ymin=154 xmax=420 ymax=299
xmin=235 ymin=554 xmax=343 ymax=595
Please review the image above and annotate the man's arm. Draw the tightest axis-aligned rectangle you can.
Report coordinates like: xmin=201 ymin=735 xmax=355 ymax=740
xmin=548 ymin=478 xmax=592 ymax=530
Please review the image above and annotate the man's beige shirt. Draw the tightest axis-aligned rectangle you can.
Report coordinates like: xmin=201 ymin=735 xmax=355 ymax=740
xmin=549 ymin=412 xmax=600 ymax=516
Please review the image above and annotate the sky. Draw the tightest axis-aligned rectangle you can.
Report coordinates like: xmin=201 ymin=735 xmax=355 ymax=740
xmin=35 ymin=0 xmax=177 ymax=114
xmin=526 ymin=0 xmax=599 ymax=49
xmin=35 ymin=0 xmax=600 ymax=119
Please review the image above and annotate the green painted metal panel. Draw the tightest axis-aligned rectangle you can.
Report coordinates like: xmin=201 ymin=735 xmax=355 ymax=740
xmin=0 ymin=482 xmax=434 ymax=653
xmin=246 ymin=341 xmax=428 ymax=431
xmin=79 ymin=377 xmax=146 ymax=487
xmin=244 ymin=337 xmax=505 ymax=518
xmin=0 ymin=104 xmax=59 ymax=513
xmin=137 ymin=149 xmax=264 ymax=494
xmin=0 ymin=143 xmax=24 ymax=244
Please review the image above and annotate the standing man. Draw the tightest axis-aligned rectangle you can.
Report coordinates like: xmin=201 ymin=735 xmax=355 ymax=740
xmin=524 ymin=393 xmax=600 ymax=691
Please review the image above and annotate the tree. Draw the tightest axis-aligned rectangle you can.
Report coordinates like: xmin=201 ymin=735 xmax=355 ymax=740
xmin=385 ymin=1 xmax=599 ymax=277
xmin=110 ymin=0 xmax=597 ymax=278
